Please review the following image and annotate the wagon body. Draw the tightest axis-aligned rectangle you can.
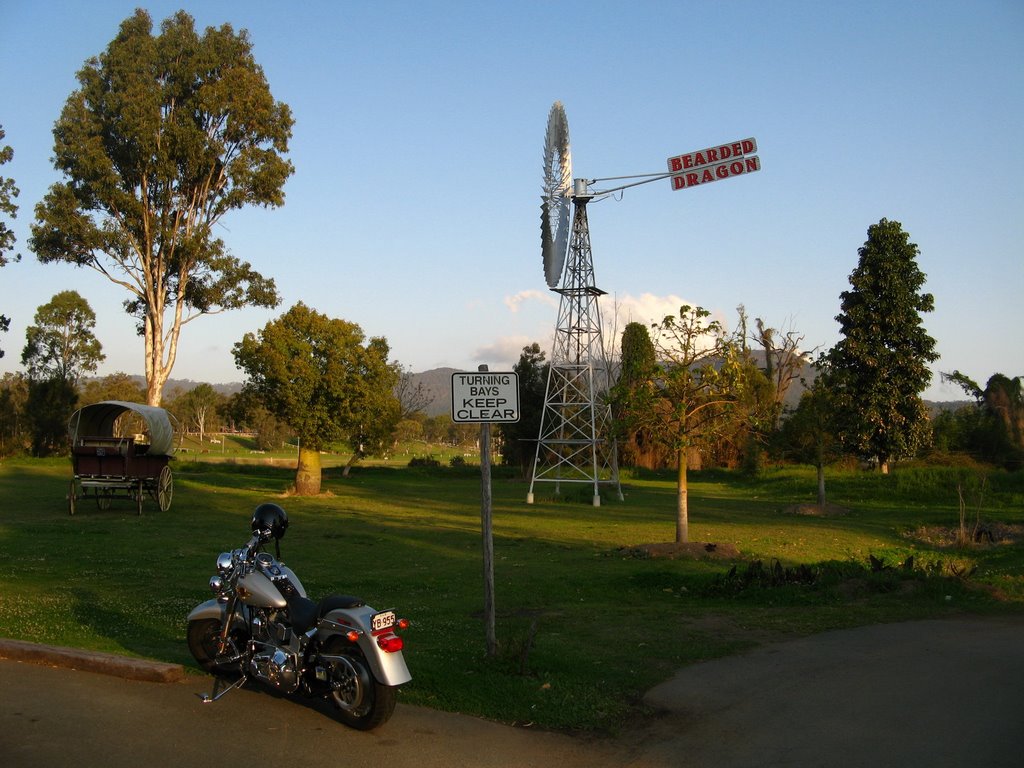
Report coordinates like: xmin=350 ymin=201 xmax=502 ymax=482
xmin=67 ymin=401 xmax=179 ymax=515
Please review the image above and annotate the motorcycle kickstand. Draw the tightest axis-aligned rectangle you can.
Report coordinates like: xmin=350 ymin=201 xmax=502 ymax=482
xmin=197 ymin=674 xmax=249 ymax=704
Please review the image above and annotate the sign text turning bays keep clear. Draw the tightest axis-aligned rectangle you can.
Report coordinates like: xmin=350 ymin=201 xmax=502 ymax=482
xmin=451 ymin=371 xmax=520 ymax=423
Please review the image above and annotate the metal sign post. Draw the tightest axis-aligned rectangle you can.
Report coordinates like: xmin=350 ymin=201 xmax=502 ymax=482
xmin=479 ymin=416 xmax=495 ymax=657
xmin=451 ymin=367 xmax=519 ymax=658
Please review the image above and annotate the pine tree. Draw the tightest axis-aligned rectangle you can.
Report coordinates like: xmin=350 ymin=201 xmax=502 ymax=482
xmin=499 ymin=343 xmax=548 ymax=477
xmin=824 ymin=218 xmax=938 ymax=472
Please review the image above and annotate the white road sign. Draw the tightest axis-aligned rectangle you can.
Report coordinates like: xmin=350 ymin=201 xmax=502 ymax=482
xmin=451 ymin=371 xmax=520 ymax=423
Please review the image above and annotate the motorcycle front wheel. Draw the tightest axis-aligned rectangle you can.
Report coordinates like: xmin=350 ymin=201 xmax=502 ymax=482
xmin=322 ymin=637 xmax=397 ymax=731
xmin=187 ymin=618 xmax=246 ymax=677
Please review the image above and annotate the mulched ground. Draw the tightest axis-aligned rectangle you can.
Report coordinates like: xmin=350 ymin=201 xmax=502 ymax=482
xmin=619 ymin=541 xmax=741 ymax=560
xmin=907 ymin=522 xmax=1024 ymax=548
xmin=783 ymin=503 xmax=850 ymax=517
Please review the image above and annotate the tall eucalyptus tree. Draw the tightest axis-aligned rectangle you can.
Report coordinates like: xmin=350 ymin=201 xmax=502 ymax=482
xmin=31 ymin=10 xmax=292 ymax=404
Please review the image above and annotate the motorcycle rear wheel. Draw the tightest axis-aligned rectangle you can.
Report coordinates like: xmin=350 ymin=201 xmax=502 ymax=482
xmin=187 ymin=618 xmax=246 ymax=677
xmin=322 ymin=637 xmax=397 ymax=731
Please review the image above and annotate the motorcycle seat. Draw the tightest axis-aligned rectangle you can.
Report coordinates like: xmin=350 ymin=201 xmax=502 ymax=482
xmin=319 ymin=594 xmax=365 ymax=613
xmin=287 ymin=594 xmax=365 ymax=634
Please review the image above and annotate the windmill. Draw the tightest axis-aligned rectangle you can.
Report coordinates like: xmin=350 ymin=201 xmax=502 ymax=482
xmin=527 ymin=102 xmax=761 ymax=506
xmin=527 ymin=101 xmax=621 ymax=506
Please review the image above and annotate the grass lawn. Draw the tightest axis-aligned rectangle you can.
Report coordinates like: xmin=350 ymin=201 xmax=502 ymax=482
xmin=1 ymin=453 xmax=1022 ymax=732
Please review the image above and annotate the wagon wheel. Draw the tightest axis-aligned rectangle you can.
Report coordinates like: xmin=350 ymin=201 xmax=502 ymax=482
xmin=96 ymin=491 xmax=112 ymax=511
xmin=157 ymin=465 xmax=174 ymax=512
xmin=137 ymin=480 xmax=145 ymax=516
xmin=68 ymin=480 xmax=77 ymax=516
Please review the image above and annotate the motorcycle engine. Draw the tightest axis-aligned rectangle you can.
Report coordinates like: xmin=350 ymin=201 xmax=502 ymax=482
xmin=249 ymin=610 xmax=302 ymax=693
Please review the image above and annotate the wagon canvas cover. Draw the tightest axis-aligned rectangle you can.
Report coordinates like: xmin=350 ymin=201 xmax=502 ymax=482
xmin=68 ymin=400 xmax=178 ymax=457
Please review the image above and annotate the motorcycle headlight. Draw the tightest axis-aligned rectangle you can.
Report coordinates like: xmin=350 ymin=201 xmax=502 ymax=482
xmin=216 ymin=552 xmax=234 ymax=577
xmin=209 ymin=575 xmax=224 ymax=595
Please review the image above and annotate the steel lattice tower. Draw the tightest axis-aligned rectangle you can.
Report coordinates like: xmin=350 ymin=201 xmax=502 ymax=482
xmin=528 ymin=194 xmax=622 ymax=506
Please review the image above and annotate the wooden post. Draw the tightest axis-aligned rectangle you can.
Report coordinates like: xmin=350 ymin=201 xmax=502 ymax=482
xmin=452 ymin=364 xmax=519 ymax=660
xmin=478 ymin=365 xmax=497 ymax=658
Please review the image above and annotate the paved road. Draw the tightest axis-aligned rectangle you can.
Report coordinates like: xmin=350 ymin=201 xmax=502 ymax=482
xmin=2 ymin=616 xmax=1023 ymax=767
xmin=637 ymin=615 xmax=1024 ymax=767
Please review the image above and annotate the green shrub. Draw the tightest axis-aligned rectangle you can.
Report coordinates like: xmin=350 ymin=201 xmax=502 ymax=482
xmin=408 ymin=455 xmax=441 ymax=468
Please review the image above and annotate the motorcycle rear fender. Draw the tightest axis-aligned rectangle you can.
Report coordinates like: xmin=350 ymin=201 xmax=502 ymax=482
xmin=319 ymin=606 xmax=412 ymax=687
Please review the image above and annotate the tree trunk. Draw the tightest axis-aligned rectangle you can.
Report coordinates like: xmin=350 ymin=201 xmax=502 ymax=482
xmin=816 ymin=462 xmax=826 ymax=506
xmin=341 ymin=450 xmax=363 ymax=478
xmin=143 ymin=294 xmax=183 ymax=406
xmin=676 ymin=447 xmax=689 ymax=543
xmin=294 ymin=445 xmax=322 ymax=495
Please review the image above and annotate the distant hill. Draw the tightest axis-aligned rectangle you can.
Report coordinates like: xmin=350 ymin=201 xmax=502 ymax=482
xmin=406 ymin=367 xmax=458 ymax=417
xmin=404 ymin=362 xmax=969 ymax=420
xmin=407 ymin=357 xmax=815 ymax=418
xmin=79 ymin=375 xmax=243 ymax=399
xmin=927 ymin=400 xmax=974 ymax=416
xmin=165 ymin=378 xmax=244 ymax=397
xmin=83 ymin=368 xmax=967 ymax=419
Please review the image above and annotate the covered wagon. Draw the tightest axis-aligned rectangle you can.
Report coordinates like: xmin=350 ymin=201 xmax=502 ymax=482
xmin=67 ymin=400 xmax=179 ymax=515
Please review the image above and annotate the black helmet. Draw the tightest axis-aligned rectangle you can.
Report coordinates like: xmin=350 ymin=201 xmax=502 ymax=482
xmin=251 ymin=503 xmax=289 ymax=541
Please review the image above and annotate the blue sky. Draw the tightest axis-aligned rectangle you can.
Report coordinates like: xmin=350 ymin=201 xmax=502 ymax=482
xmin=1 ymin=1 xmax=1021 ymax=400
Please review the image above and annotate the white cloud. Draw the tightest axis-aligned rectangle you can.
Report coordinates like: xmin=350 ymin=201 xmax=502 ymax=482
xmin=504 ymin=290 xmax=557 ymax=314
xmin=611 ymin=293 xmax=695 ymax=328
xmin=473 ymin=334 xmax=552 ymax=368
xmin=598 ymin=293 xmax=735 ymax=353
xmin=475 ymin=292 xmax=732 ymax=368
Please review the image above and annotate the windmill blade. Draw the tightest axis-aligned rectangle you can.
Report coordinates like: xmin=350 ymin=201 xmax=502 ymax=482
xmin=541 ymin=200 xmax=561 ymax=288
xmin=541 ymin=101 xmax=572 ymax=288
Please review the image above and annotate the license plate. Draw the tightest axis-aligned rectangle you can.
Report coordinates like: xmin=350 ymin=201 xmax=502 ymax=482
xmin=371 ymin=610 xmax=396 ymax=633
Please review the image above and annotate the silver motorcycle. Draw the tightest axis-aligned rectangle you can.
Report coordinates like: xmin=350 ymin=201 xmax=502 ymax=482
xmin=187 ymin=503 xmax=411 ymax=730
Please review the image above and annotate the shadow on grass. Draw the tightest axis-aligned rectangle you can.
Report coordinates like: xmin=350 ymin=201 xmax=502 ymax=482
xmin=69 ymin=587 xmax=187 ymax=663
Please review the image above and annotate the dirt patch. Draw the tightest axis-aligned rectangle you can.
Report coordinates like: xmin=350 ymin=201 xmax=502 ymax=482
xmin=784 ymin=503 xmax=850 ymax=517
xmin=906 ymin=522 xmax=1024 ymax=548
xmin=620 ymin=541 xmax=741 ymax=560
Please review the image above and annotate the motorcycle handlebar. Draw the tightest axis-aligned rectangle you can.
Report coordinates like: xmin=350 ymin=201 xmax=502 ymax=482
xmin=240 ymin=534 xmax=263 ymax=559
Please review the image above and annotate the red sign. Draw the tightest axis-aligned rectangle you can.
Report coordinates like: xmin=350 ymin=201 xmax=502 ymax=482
xmin=670 ymin=156 xmax=761 ymax=191
xmin=667 ymin=138 xmax=759 ymax=191
xmin=667 ymin=138 xmax=757 ymax=173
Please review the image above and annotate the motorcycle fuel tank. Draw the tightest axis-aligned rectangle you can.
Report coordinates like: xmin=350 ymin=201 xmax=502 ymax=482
xmin=237 ymin=564 xmax=306 ymax=608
